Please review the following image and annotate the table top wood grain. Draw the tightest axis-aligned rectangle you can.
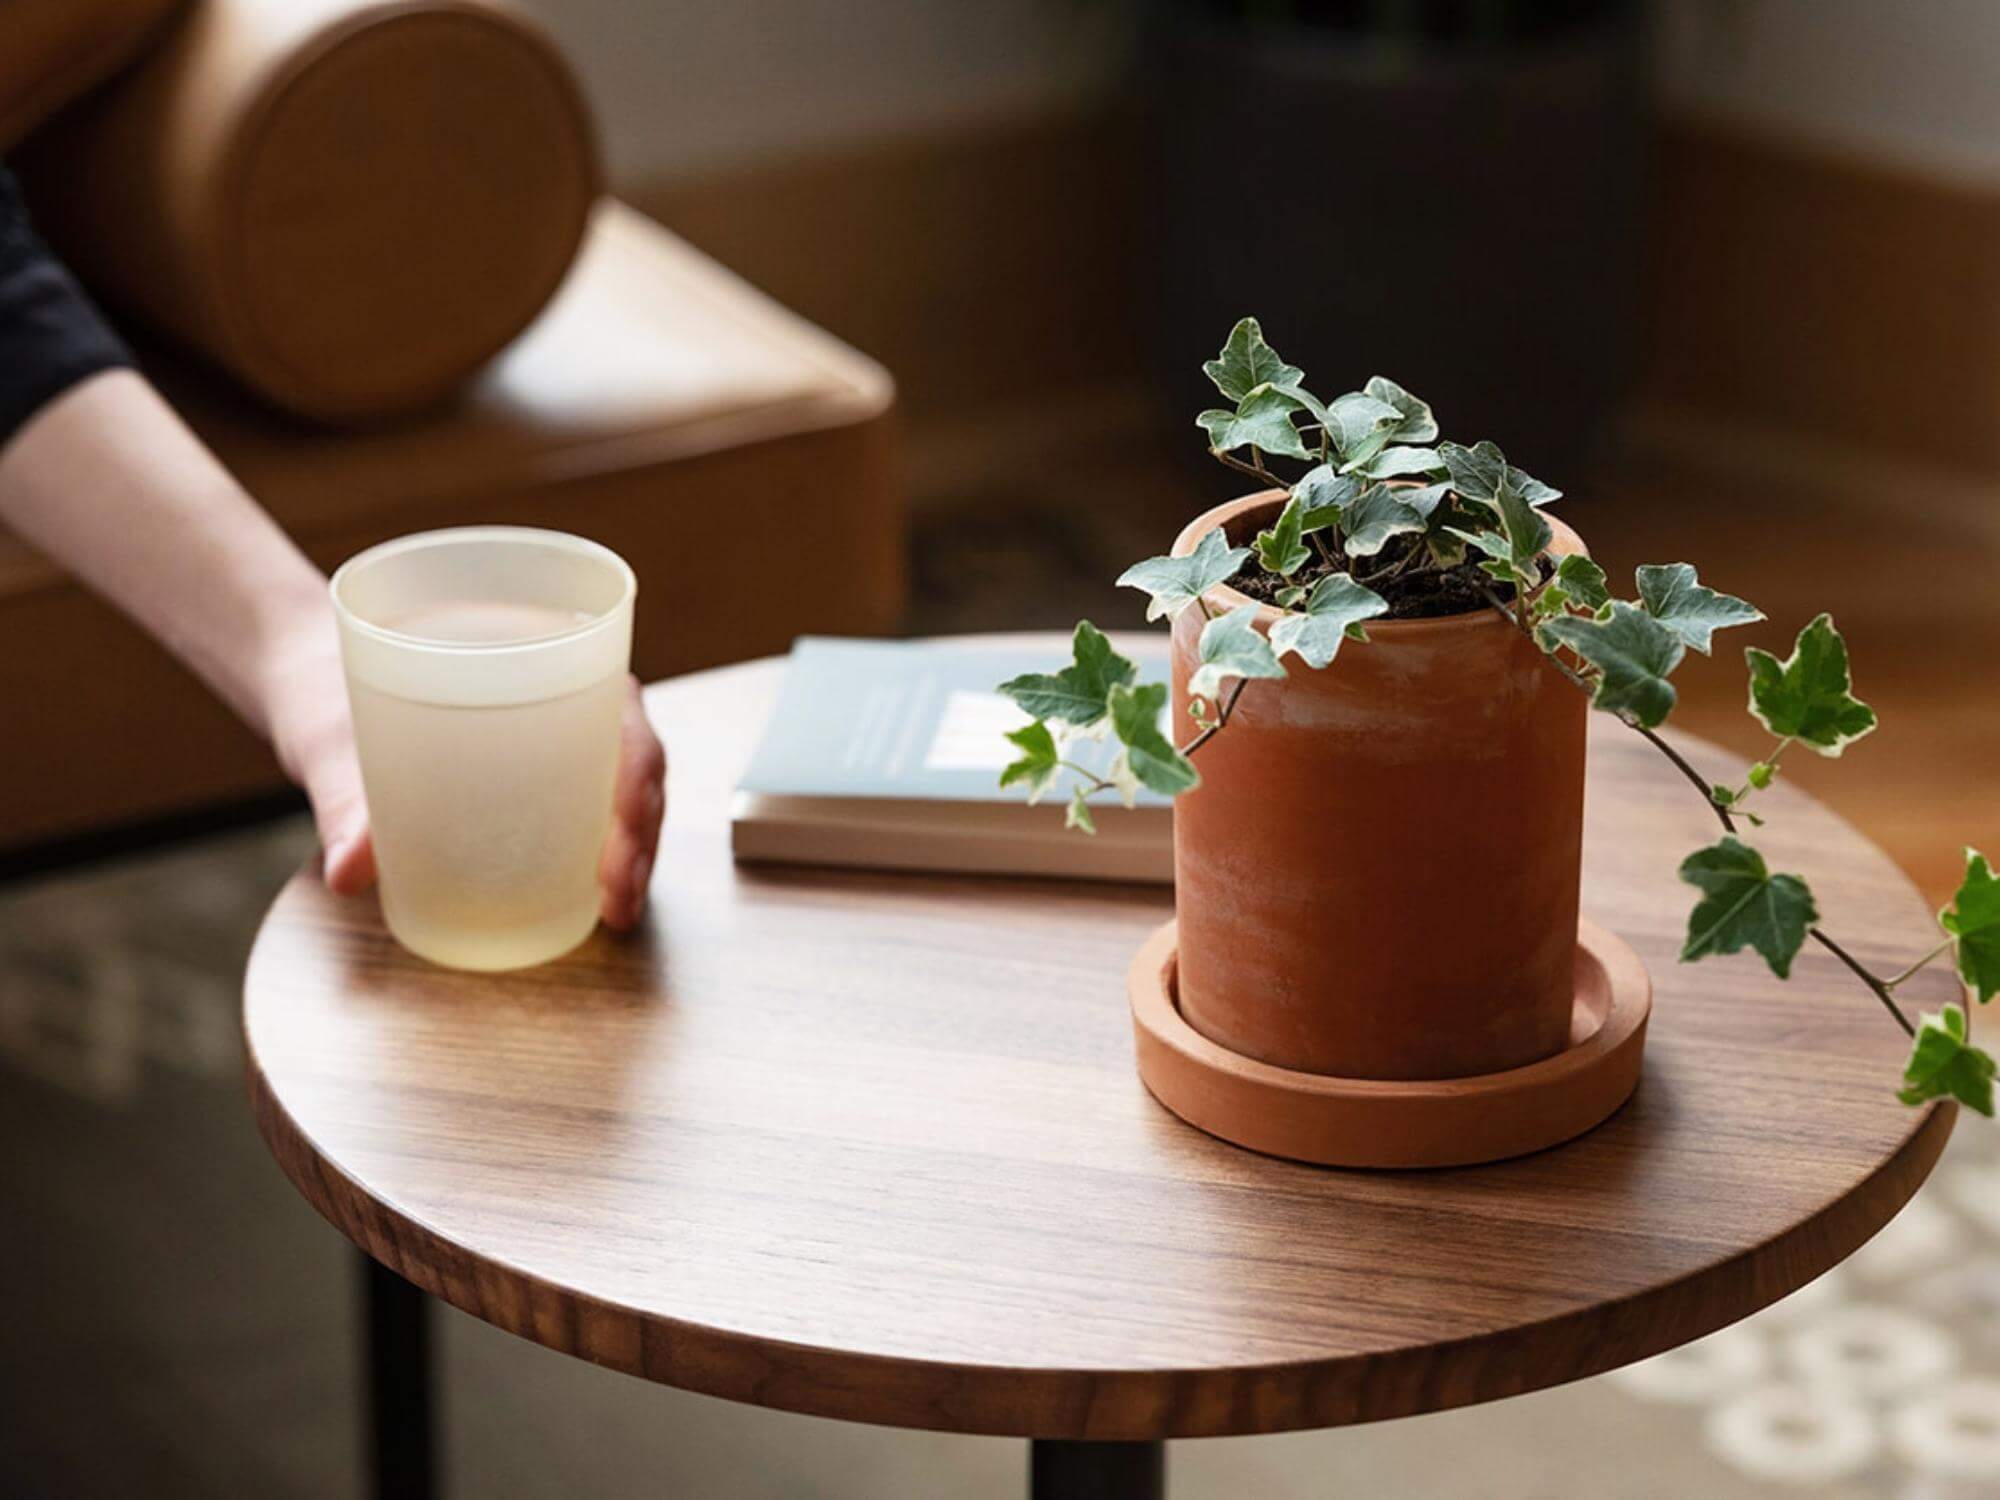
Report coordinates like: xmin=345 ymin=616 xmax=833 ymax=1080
xmin=242 ymin=635 xmax=1959 ymax=1441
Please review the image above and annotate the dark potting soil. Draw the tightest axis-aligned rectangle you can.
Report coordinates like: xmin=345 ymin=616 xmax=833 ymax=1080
xmin=1231 ymin=532 xmax=1542 ymax=620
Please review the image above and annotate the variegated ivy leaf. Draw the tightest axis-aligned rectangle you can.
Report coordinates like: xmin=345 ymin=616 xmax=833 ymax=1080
xmin=1437 ymin=439 xmax=1562 ymax=510
xmin=1202 ymin=317 xmax=1305 ymax=404
xmin=1341 ymin=445 xmax=1445 ymax=480
xmin=1278 ymin=384 xmax=1333 ymax=437
xmin=1290 ymin=464 xmax=1361 ymax=531
xmin=1324 ymin=391 xmax=1405 ymax=463
xmin=1268 ymin=574 xmax=1389 ymax=669
xmin=1942 ymin=848 xmax=2000 ymax=1004
xmin=1196 ymin=384 xmax=1314 ymax=460
xmin=1107 ymin=682 xmax=1199 ymax=796
xmin=998 ymin=720 xmax=1061 ymax=802
xmin=1104 ymin=749 xmax=1141 ymax=807
xmin=1342 ymin=482 xmax=1440 ymax=558
xmin=1678 ymin=835 xmax=1818 ymax=979
xmin=1439 ymin=440 xmax=1504 ymax=503
xmin=1448 ymin=527 xmax=1514 ymax=576
xmin=1553 ymin=554 xmax=1610 ymax=612
xmin=1531 ymin=560 xmax=1598 ymax=621
xmin=1531 ymin=587 xmax=1570 ymax=621
xmin=1362 ymin=375 xmax=1438 ymax=444
xmin=1429 ymin=532 xmax=1469 ymax=568
xmin=1745 ymin=613 xmax=1876 ymax=756
xmin=1495 ymin=481 xmax=1552 ymax=574
xmin=1253 ymin=494 xmax=1312 ymax=576
xmin=1899 ymin=1003 xmax=1996 ymax=1116
xmin=1064 ymin=785 xmax=1097 ymax=834
xmin=997 ymin=621 xmax=1136 ymax=727
xmin=1425 ymin=498 xmax=1483 ymax=567
xmin=1636 ymin=563 xmax=1764 ymax=655
xmin=1397 ymin=481 xmax=1451 ymax=519
xmin=1541 ymin=601 xmax=1685 ymax=728
xmin=1446 ymin=480 xmax=1549 ymax=586
xmin=1508 ymin=463 xmax=1563 ymax=508
xmin=1116 ymin=527 xmax=1250 ymax=622
xmin=1189 ymin=603 xmax=1287 ymax=699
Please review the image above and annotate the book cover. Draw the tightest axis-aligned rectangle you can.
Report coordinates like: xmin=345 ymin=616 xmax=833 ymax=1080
xmin=733 ymin=636 xmax=1173 ymax=882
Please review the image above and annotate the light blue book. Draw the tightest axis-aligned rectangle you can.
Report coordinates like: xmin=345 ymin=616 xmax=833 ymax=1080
xmin=732 ymin=636 xmax=1173 ymax=882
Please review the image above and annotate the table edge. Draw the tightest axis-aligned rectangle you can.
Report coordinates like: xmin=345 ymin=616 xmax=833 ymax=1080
xmin=240 ymin=896 xmax=1957 ymax=1440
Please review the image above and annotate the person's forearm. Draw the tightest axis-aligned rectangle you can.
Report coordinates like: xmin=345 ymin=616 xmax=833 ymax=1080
xmin=0 ymin=369 xmax=329 ymax=740
xmin=0 ymin=363 xmax=664 ymax=913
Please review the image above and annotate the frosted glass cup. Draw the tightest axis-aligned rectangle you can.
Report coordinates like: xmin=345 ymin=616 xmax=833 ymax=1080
xmin=330 ymin=528 xmax=637 ymax=971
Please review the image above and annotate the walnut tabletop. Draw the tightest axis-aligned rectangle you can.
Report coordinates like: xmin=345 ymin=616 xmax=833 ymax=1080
xmin=242 ymin=635 xmax=1958 ymax=1443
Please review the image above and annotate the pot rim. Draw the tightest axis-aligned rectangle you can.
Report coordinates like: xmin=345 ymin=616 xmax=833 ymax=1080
xmin=1173 ymin=489 xmax=1586 ymax=636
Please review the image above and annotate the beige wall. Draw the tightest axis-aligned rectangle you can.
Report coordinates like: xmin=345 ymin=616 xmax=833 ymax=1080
xmin=521 ymin=0 xmax=2000 ymax=193
xmin=510 ymin=0 xmax=1123 ymax=188
xmin=524 ymin=0 xmax=2000 ymax=194
xmin=1658 ymin=0 xmax=2000 ymax=184
xmin=529 ymin=0 xmax=2000 ymax=483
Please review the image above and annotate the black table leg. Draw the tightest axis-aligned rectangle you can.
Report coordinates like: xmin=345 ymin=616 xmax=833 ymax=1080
xmin=360 ymin=1248 xmax=439 ymax=1500
xmin=1030 ymin=1439 xmax=1165 ymax=1500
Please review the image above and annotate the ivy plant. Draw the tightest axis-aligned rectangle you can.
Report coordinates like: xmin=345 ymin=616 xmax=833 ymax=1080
xmin=998 ymin=317 xmax=1998 ymax=1117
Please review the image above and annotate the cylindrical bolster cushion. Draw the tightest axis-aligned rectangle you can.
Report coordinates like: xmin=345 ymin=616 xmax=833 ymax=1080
xmin=18 ymin=0 xmax=598 ymax=425
xmin=0 ymin=0 xmax=187 ymax=152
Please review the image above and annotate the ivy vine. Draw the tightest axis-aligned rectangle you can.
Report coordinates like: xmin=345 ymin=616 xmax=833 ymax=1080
xmin=998 ymin=319 xmax=2000 ymax=1116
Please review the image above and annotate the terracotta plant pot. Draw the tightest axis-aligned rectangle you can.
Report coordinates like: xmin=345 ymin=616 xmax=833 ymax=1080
xmin=1170 ymin=491 xmax=1590 ymax=1081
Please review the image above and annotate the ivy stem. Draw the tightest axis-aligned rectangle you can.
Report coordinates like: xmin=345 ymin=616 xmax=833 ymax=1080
xmin=1810 ymin=929 xmax=1918 ymax=1038
xmin=1387 ymin=538 xmax=1437 ymax=581
xmin=1883 ymin=938 xmax=1955 ymax=990
xmin=1359 ymin=539 xmax=1439 ymax=588
xmin=1481 ymin=588 xmax=1919 ymax=1040
xmin=1063 ymin=663 xmax=1251 ymax=809
xmin=1061 ymin=671 xmax=1248 ymax=810
xmin=1630 ymin=719 xmax=1736 ymax=834
xmin=1180 ymin=676 xmax=1249 ymax=759
xmin=1721 ymin=736 xmax=1797 ymax=808
xmin=1057 ymin=770 xmax=1117 ymax=798
xmin=1479 ymin=583 xmax=1591 ymax=692
xmin=1212 ymin=449 xmax=1284 ymax=491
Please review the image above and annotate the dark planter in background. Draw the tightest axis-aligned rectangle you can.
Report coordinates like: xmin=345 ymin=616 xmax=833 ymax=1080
xmin=1144 ymin=0 xmax=1648 ymax=473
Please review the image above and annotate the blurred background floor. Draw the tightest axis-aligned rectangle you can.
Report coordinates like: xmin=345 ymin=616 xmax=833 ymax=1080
xmin=5 ymin=402 xmax=1998 ymax=1499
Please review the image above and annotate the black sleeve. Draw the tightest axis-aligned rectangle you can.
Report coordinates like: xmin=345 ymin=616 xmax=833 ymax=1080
xmin=0 ymin=165 xmax=134 ymax=446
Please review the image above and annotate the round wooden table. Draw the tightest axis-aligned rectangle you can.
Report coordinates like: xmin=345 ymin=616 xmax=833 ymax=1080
xmin=243 ymin=639 xmax=1959 ymax=1500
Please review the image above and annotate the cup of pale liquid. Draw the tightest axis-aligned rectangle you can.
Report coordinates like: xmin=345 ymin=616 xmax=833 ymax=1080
xmin=330 ymin=527 xmax=636 ymax=971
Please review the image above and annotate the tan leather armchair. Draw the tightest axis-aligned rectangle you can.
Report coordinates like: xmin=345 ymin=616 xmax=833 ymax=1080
xmin=0 ymin=0 xmax=903 ymax=851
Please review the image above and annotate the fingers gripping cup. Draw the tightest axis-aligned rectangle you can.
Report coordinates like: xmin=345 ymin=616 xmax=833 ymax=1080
xmin=331 ymin=528 xmax=636 ymax=971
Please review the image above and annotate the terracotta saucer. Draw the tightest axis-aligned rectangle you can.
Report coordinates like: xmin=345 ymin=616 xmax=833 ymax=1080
xmin=1129 ymin=917 xmax=1652 ymax=1169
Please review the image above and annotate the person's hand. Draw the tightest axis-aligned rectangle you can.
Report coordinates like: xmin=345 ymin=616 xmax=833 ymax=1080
xmin=263 ymin=608 xmax=375 ymax=894
xmin=265 ymin=609 xmax=667 ymax=931
xmin=595 ymin=674 xmax=668 ymax=931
